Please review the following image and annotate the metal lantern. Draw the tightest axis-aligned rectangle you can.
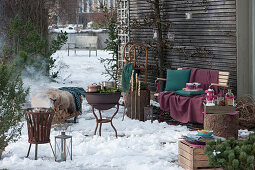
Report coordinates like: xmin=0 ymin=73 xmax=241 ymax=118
xmin=144 ymin=106 xmax=154 ymax=123
xmin=55 ymin=132 xmax=72 ymax=162
xmin=167 ymin=32 xmax=175 ymax=41
xmin=153 ymin=28 xmax=159 ymax=39
xmin=185 ymin=12 xmax=192 ymax=19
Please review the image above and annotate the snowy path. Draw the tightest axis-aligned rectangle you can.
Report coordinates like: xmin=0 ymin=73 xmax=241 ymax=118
xmin=0 ymin=50 xmax=251 ymax=170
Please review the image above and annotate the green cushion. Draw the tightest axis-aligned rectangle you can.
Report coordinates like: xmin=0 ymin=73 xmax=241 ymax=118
xmin=175 ymin=90 xmax=206 ymax=97
xmin=165 ymin=69 xmax=192 ymax=91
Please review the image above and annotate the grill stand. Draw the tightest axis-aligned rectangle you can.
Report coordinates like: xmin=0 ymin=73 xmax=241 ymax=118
xmin=91 ymin=103 xmax=119 ymax=138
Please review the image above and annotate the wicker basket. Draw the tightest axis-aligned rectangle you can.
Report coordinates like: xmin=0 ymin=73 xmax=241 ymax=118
xmin=236 ymin=94 xmax=255 ymax=129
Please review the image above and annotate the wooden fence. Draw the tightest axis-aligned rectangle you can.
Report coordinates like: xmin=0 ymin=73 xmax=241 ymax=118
xmin=128 ymin=0 xmax=237 ymax=93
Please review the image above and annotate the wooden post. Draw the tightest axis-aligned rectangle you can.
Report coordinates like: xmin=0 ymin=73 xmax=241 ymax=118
xmin=35 ymin=144 xmax=38 ymax=160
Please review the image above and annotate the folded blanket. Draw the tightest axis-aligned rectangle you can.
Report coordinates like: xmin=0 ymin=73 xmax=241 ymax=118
xmin=121 ymin=63 xmax=135 ymax=92
xmin=59 ymin=87 xmax=85 ymax=114
xmin=158 ymin=68 xmax=219 ymax=123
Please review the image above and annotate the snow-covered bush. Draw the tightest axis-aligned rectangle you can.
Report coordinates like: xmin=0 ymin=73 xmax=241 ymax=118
xmin=0 ymin=58 xmax=29 ymax=155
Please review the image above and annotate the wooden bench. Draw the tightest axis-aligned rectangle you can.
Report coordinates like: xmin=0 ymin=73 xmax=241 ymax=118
xmin=154 ymin=68 xmax=230 ymax=97
xmin=154 ymin=68 xmax=230 ymax=122
xmin=67 ymin=36 xmax=98 ymax=57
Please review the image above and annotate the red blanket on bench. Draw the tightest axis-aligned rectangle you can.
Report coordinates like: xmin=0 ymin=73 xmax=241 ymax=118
xmin=158 ymin=68 xmax=219 ymax=123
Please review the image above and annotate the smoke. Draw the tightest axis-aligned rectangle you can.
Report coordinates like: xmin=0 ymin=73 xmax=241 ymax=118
xmin=30 ymin=89 xmax=52 ymax=108
xmin=22 ymin=54 xmax=71 ymax=108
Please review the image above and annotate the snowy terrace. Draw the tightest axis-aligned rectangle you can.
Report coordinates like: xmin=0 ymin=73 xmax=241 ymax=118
xmin=0 ymin=50 xmax=252 ymax=170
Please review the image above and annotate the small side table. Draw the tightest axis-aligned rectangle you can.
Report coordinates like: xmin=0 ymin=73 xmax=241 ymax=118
xmin=203 ymin=106 xmax=239 ymax=139
xmin=91 ymin=103 xmax=119 ymax=138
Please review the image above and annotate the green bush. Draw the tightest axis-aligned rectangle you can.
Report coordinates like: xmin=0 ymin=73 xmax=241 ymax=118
xmin=0 ymin=58 xmax=29 ymax=153
xmin=205 ymin=133 xmax=255 ymax=170
xmin=8 ymin=15 xmax=67 ymax=79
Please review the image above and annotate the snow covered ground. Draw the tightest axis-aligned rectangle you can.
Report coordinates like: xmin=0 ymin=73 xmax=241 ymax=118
xmin=0 ymin=50 xmax=252 ymax=170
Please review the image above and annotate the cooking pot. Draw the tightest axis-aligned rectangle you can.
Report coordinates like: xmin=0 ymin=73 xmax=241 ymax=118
xmin=88 ymin=83 xmax=101 ymax=93
xmin=102 ymin=81 xmax=116 ymax=90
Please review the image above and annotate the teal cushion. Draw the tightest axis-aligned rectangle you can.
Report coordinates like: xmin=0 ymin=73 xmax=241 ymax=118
xmin=175 ymin=90 xmax=206 ymax=97
xmin=165 ymin=69 xmax=192 ymax=91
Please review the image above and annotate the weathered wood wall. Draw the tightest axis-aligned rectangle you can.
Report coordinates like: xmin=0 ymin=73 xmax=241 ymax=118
xmin=129 ymin=0 xmax=237 ymax=93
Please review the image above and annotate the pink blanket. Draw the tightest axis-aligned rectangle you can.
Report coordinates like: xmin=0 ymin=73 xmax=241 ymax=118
xmin=158 ymin=68 xmax=219 ymax=123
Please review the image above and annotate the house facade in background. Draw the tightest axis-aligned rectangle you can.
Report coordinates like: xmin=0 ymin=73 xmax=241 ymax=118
xmin=49 ymin=0 xmax=116 ymax=26
xmin=118 ymin=0 xmax=255 ymax=96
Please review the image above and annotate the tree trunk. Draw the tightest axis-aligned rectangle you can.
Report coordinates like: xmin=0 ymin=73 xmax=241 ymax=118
xmin=204 ymin=113 xmax=239 ymax=139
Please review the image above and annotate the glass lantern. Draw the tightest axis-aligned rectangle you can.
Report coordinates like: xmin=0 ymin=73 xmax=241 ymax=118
xmin=55 ymin=132 xmax=72 ymax=162
xmin=153 ymin=28 xmax=159 ymax=39
xmin=185 ymin=12 xmax=192 ymax=19
xmin=167 ymin=32 xmax=175 ymax=41
xmin=144 ymin=106 xmax=154 ymax=123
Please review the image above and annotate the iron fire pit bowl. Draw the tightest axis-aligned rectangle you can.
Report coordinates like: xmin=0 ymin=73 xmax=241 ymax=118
xmin=85 ymin=92 xmax=121 ymax=110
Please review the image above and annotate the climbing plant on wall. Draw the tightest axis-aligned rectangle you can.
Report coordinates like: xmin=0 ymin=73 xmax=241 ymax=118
xmin=100 ymin=5 xmax=119 ymax=82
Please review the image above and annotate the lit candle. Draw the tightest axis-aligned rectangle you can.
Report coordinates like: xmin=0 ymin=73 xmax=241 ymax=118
xmin=131 ymin=70 xmax=134 ymax=92
xmin=138 ymin=81 xmax=141 ymax=96
xmin=136 ymin=73 xmax=138 ymax=90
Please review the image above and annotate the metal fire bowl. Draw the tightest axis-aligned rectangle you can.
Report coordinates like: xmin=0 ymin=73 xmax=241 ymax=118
xmin=85 ymin=92 xmax=121 ymax=110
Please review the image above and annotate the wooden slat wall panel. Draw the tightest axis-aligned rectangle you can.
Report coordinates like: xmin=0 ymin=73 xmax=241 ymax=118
xmin=129 ymin=0 xmax=237 ymax=93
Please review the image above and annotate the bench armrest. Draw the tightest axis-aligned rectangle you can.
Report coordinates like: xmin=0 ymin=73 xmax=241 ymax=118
xmin=156 ymin=78 xmax=167 ymax=81
xmin=210 ymin=83 xmax=229 ymax=88
xmin=155 ymin=78 xmax=167 ymax=94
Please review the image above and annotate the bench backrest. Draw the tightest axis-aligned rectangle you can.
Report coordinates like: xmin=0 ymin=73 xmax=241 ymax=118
xmin=218 ymin=71 xmax=230 ymax=87
xmin=178 ymin=68 xmax=230 ymax=87
xmin=75 ymin=36 xmax=98 ymax=48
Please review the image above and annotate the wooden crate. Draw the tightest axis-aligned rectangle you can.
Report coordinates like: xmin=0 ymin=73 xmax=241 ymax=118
xmin=178 ymin=141 xmax=223 ymax=170
xmin=126 ymin=89 xmax=150 ymax=121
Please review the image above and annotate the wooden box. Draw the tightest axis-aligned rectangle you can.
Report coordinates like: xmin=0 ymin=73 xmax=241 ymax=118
xmin=178 ymin=141 xmax=222 ymax=170
xmin=126 ymin=89 xmax=150 ymax=121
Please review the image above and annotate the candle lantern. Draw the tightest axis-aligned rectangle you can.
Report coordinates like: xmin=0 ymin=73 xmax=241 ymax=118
xmin=185 ymin=12 xmax=192 ymax=19
xmin=153 ymin=28 xmax=160 ymax=39
xmin=144 ymin=106 xmax=154 ymax=123
xmin=167 ymin=31 xmax=175 ymax=41
xmin=55 ymin=132 xmax=72 ymax=162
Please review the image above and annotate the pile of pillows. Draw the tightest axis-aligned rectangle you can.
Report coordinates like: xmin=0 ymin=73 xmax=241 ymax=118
xmin=164 ymin=69 xmax=206 ymax=97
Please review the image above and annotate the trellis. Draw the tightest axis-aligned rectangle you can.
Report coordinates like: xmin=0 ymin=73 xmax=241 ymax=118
xmin=117 ymin=0 xmax=130 ymax=74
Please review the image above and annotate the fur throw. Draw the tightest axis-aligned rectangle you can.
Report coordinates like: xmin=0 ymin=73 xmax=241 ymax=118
xmin=47 ymin=88 xmax=76 ymax=114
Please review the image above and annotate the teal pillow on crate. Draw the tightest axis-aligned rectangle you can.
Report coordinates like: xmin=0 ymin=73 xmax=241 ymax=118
xmin=165 ymin=69 xmax=192 ymax=91
xmin=175 ymin=90 xmax=206 ymax=97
